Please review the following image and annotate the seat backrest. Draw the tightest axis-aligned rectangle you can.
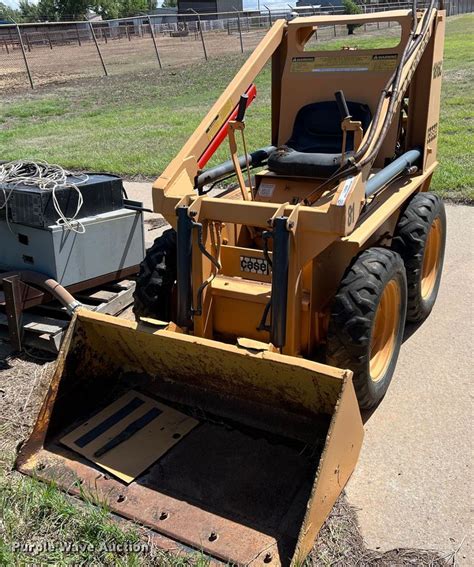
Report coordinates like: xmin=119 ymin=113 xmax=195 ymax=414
xmin=286 ymin=100 xmax=372 ymax=154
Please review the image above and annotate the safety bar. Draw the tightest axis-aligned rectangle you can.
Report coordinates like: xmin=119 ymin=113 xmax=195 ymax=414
xmin=196 ymin=145 xmax=276 ymax=188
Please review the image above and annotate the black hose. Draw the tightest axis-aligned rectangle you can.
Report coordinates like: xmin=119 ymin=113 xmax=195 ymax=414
xmin=316 ymin=2 xmax=436 ymax=193
xmin=304 ymin=3 xmax=437 ymax=205
xmin=357 ymin=0 xmax=435 ymax=169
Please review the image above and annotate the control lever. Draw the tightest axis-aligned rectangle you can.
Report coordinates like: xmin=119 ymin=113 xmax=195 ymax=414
xmin=236 ymin=94 xmax=249 ymax=122
xmin=228 ymin=92 xmax=254 ymax=203
xmin=334 ymin=90 xmax=363 ymax=160
xmin=335 ymin=90 xmax=351 ymax=120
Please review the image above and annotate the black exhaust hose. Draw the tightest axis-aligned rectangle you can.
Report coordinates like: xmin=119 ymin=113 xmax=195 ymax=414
xmin=176 ymin=206 xmax=194 ymax=328
xmin=195 ymin=145 xmax=276 ymax=188
xmin=271 ymin=217 xmax=290 ymax=349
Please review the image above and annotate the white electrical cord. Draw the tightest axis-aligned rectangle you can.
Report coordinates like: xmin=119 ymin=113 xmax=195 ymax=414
xmin=0 ymin=160 xmax=89 ymax=233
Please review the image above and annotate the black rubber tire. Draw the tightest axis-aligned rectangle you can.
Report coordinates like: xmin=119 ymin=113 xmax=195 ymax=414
xmin=133 ymin=228 xmax=177 ymax=321
xmin=326 ymin=247 xmax=407 ymax=410
xmin=392 ymin=192 xmax=446 ymax=323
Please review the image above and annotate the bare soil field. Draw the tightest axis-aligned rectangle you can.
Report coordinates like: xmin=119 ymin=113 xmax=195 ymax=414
xmin=0 ymin=22 xmax=395 ymax=91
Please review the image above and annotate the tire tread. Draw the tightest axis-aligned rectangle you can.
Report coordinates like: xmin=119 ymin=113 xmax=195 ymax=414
xmin=326 ymin=247 xmax=407 ymax=409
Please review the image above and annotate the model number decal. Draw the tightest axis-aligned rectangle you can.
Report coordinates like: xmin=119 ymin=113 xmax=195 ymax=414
xmin=427 ymin=122 xmax=438 ymax=143
xmin=347 ymin=203 xmax=355 ymax=227
xmin=432 ymin=60 xmax=443 ymax=79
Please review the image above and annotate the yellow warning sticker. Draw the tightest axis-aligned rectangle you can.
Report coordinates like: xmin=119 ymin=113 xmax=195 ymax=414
xmin=291 ymin=53 xmax=398 ymax=73
xmin=291 ymin=56 xmax=316 ymax=72
xmin=205 ymin=99 xmax=235 ymax=141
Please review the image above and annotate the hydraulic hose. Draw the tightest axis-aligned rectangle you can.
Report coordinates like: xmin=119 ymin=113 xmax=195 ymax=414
xmin=1 ymin=270 xmax=82 ymax=316
xmin=304 ymin=3 xmax=437 ymax=205
xmin=356 ymin=0 xmax=436 ymax=168
xmin=323 ymin=4 xmax=435 ymax=184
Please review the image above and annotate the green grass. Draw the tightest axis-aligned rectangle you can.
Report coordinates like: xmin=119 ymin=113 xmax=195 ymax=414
xmin=432 ymin=15 xmax=474 ymax=199
xmin=0 ymin=446 xmax=209 ymax=566
xmin=1 ymin=15 xmax=473 ymax=199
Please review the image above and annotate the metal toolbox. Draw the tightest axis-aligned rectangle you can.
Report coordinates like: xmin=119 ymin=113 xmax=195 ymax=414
xmin=0 ymin=207 xmax=145 ymax=286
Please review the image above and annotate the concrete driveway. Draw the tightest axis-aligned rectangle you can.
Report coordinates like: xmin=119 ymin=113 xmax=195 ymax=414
xmin=345 ymin=203 xmax=473 ymax=564
xmin=125 ymin=181 xmax=472 ymax=563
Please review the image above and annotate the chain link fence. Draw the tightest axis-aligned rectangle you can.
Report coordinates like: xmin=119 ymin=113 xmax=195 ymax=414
xmin=1 ymin=1 xmax=472 ymax=91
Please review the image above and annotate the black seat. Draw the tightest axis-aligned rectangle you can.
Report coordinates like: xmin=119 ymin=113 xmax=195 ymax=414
xmin=268 ymin=100 xmax=371 ymax=178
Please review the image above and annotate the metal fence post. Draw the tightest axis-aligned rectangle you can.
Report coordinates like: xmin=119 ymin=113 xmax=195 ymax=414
xmin=25 ymin=32 xmax=31 ymax=52
xmin=264 ymin=5 xmax=272 ymax=28
xmin=75 ymin=23 xmax=82 ymax=46
xmin=89 ymin=22 xmax=108 ymax=77
xmin=198 ymin=15 xmax=208 ymax=61
xmin=46 ymin=29 xmax=53 ymax=49
xmin=148 ymin=17 xmax=163 ymax=69
xmin=16 ymin=25 xmax=34 ymax=89
xmin=236 ymin=10 xmax=244 ymax=53
xmin=189 ymin=9 xmax=208 ymax=61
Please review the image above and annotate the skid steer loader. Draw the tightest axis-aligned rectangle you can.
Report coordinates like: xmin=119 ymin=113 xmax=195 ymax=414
xmin=17 ymin=4 xmax=446 ymax=565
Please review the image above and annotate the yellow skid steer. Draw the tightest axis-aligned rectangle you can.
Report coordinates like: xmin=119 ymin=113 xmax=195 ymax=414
xmin=17 ymin=4 xmax=446 ymax=565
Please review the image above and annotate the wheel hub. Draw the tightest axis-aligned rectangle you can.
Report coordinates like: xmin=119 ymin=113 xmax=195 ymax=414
xmin=370 ymin=279 xmax=401 ymax=382
xmin=421 ymin=217 xmax=442 ymax=299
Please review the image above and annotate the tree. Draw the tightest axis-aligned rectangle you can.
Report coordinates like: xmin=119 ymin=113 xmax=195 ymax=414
xmin=38 ymin=0 xmax=58 ymax=21
xmin=343 ymin=0 xmax=362 ymax=35
xmin=94 ymin=0 xmax=120 ymax=20
xmin=0 ymin=1 xmax=21 ymax=22
xmin=117 ymin=0 xmax=148 ymax=17
xmin=161 ymin=0 xmax=176 ymax=7
xmin=56 ymin=0 xmax=90 ymax=20
xmin=19 ymin=0 xmax=88 ymax=21
xmin=9 ymin=0 xmax=156 ymax=23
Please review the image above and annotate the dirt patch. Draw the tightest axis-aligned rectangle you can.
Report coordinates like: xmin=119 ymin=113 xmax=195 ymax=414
xmin=0 ymin=21 xmax=401 ymax=93
xmin=0 ymin=30 xmax=264 ymax=92
xmin=0 ymin=343 xmax=53 ymax=460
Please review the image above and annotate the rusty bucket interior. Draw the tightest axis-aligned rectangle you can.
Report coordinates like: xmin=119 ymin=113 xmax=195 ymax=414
xmin=16 ymin=310 xmax=363 ymax=566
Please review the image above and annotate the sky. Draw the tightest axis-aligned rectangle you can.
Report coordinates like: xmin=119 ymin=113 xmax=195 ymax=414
xmin=2 ymin=0 xmax=293 ymax=11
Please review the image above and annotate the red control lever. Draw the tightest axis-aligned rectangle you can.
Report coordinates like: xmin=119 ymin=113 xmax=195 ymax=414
xmin=198 ymin=83 xmax=257 ymax=170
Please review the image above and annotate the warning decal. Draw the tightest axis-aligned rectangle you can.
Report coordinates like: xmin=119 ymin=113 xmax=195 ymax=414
xmin=291 ymin=56 xmax=316 ymax=72
xmin=205 ymin=99 xmax=234 ymax=141
xmin=291 ymin=53 xmax=398 ymax=73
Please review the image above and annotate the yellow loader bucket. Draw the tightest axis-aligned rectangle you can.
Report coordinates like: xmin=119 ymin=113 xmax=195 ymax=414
xmin=16 ymin=310 xmax=363 ymax=566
